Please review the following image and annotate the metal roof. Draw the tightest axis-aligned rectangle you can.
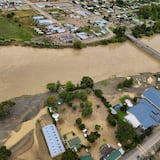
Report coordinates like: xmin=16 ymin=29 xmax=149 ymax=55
xmin=42 ymin=124 xmax=65 ymax=158
xmin=128 ymin=98 xmax=160 ymax=129
xmin=143 ymin=87 xmax=160 ymax=110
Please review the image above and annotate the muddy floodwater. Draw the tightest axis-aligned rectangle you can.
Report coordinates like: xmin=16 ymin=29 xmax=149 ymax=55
xmin=0 ymin=35 xmax=160 ymax=101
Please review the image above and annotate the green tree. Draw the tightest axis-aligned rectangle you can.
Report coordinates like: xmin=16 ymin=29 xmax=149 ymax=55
xmin=76 ymin=118 xmax=82 ymax=125
xmin=82 ymin=106 xmax=93 ymax=117
xmin=47 ymin=83 xmax=58 ymax=92
xmin=64 ymin=81 xmax=75 ymax=91
xmin=59 ymin=91 xmax=74 ymax=102
xmin=95 ymin=124 xmax=101 ymax=131
xmin=0 ymin=146 xmax=11 ymax=160
xmin=73 ymin=40 xmax=83 ymax=49
xmin=80 ymin=76 xmax=94 ymax=89
xmin=107 ymin=114 xmax=117 ymax=126
xmin=114 ymin=26 xmax=126 ymax=37
xmin=85 ymin=101 xmax=92 ymax=108
xmin=78 ymin=91 xmax=87 ymax=101
xmin=46 ymin=96 xmax=57 ymax=107
xmin=79 ymin=123 xmax=86 ymax=130
xmin=94 ymin=89 xmax=103 ymax=98
xmin=87 ymin=131 xmax=101 ymax=143
xmin=0 ymin=100 xmax=16 ymax=118
xmin=61 ymin=149 xmax=79 ymax=160
xmin=116 ymin=121 xmax=138 ymax=149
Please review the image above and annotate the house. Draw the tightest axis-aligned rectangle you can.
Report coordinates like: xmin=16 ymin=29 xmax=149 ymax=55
xmin=125 ymin=88 xmax=160 ymax=129
xmin=100 ymin=144 xmax=124 ymax=160
xmin=76 ymin=32 xmax=89 ymax=40
xmin=42 ymin=124 xmax=65 ymax=158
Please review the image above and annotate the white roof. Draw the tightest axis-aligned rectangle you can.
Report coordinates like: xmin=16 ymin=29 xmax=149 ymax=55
xmin=125 ymin=113 xmax=141 ymax=128
xmin=52 ymin=113 xmax=60 ymax=121
xmin=42 ymin=124 xmax=65 ymax=158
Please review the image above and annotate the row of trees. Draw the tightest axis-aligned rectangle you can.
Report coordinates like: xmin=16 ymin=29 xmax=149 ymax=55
xmin=94 ymin=89 xmax=112 ymax=108
xmin=132 ymin=22 xmax=160 ymax=38
xmin=47 ymin=76 xmax=94 ymax=93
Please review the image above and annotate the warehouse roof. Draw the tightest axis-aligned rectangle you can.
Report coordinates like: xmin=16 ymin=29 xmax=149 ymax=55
xmin=42 ymin=124 xmax=65 ymax=158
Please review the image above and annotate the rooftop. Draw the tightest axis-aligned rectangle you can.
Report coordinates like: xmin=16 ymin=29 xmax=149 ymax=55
xmin=104 ymin=150 xmax=121 ymax=160
xmin=42 ymin=124 xmax=65 ymax=158
xmin=79 ymin=154 xmax=93 ymax=160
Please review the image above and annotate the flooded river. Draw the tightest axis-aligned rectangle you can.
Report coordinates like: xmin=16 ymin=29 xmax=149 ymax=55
xmin=0 ymin=35 xmax=160 ymax=101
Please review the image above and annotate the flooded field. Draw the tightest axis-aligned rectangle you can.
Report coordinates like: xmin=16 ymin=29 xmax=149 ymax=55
xmin=0 ymin=35 xmax=160 ymax=101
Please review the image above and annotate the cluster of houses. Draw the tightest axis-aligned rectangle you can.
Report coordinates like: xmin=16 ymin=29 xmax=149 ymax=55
xmin=0 ymin=0 xmax=30 ymax=11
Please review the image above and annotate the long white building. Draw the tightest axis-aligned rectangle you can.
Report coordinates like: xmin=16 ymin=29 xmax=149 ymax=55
xmin=42 ymin=124 xmax=65 ymax=158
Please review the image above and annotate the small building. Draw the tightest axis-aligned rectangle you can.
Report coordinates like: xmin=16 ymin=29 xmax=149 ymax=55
xmin=42 ymin=124 xmax=65 ymax=158
xmin=104 ymin=149 xmax=124 ymax=160
xmin=80 ymin=154 xmax=93 ymax=160
xmin=76 ymin=32 xmax=89 ymax=40
xmin=66 ymin=136 xmax=81 ymax=152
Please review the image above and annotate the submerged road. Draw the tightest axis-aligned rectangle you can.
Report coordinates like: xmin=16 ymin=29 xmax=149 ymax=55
xmin=121 ymin=127 xmax=160 ymax=160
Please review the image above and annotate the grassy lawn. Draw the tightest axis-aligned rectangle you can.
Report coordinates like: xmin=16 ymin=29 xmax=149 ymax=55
xmin=0 ymin=16 xmax=36 ymax=41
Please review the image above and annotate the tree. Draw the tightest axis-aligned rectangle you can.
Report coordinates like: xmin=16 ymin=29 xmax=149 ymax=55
xmin=59 ymin=91 xmax=74 ymax=102
xmin=116 ymin=121 xmax=138 ymax=149
xmin=114 ymin=26 xmax=126 ymax=37
xmin=46 ymin=96 xmax=57 ymax=107
xmin=47 ymin=83 xmax=58 ymax=92
xmin=85 ymin=101 xmax=92 ymax=108
xmin=61 ymin=149 xmax=79 ymax=160
xmin=78 ymin=91 xmax=87 ymax=101
xmin=79 ymin=123 xmax=86 ymax=130
xmin=80 ymin=76 xmax=94 ymax=89
xmin=64 ymin=81 xmax=75 ymax=91
xmin=76 ymin=118 xmax=82 ymax=125
xmin=95 ymin=124 xmax=101 ymax=131
xmin=73 ymin=40 xmax=83 ymax=49
xmin=0 ymin=146 xmax=11 ymax=160
xmin=87 ymin=131 xmax=101 ymax=143
xmin=94 ymin=89 xmax=103 ymax=98
xmin=107 ymin=114 xmax=117 ymax=126
xmin=82 ymin=106 xmax=93 ymax=117
xmin=0 ymin=100 xmax=16 ymax=118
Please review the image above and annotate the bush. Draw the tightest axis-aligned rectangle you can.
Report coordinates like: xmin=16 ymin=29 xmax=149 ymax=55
xmin=82 ymin=107 xmax=93 ymax=117
xmin=95 ymin=124 xmax=101 ymax=131
xmin=117 ymin=78 xmax=133 ymax=89
xmin=73 ymin=40 xmax=83 ymax=49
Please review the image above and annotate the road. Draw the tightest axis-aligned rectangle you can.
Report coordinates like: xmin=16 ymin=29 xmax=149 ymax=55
xmin=121 ymin=127 xmax=160 ymax=160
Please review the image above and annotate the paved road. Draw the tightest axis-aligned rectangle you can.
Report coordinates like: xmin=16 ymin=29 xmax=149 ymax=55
xmin=121 ymin=127 xmax=160 ymax=160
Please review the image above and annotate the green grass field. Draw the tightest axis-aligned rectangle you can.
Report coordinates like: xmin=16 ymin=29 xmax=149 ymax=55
xmin=0 ymin=16 xmax=36 ymax=42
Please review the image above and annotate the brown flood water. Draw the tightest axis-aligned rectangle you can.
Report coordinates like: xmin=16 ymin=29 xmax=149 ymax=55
xmin=0 ymin=35 xmax=160 ymax=101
